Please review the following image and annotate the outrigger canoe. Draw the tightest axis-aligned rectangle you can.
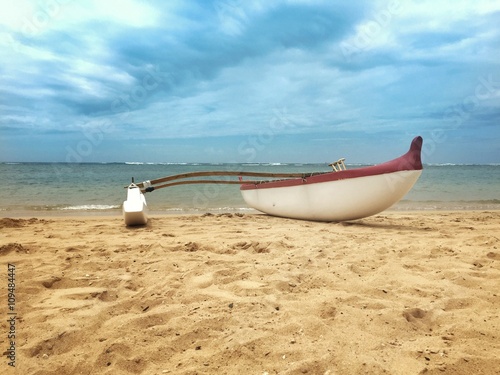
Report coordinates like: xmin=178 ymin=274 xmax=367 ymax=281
xmin=123 ymin=136 xmax=423 ymax=225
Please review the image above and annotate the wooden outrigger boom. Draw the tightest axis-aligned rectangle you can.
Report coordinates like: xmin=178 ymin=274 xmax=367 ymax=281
xmin=122 ymin=170 xmax=324 ymax=225
xmin=143 ymin=179 xmax=263 ymax=191
xmin=128 ymin=170 xmax=327 ymax=193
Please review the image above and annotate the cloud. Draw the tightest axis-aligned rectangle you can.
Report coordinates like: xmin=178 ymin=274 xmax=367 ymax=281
xmin=0 ymin=0 xmax=499 ymax=163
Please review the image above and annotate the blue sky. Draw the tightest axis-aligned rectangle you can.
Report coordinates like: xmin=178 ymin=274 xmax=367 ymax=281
xmin=1 ymin=0 xmax=499 ymax=164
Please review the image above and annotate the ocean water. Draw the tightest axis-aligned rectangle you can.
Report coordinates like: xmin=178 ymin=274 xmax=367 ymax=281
xmin=0 ymin=162 xmax=499 ymax=216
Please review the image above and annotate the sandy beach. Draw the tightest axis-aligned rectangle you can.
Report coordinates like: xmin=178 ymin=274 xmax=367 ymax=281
xmin=1 ymin=211 xmax=499 ymax=375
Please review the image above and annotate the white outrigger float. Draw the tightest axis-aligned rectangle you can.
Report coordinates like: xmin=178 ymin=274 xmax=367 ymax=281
xmin=123 ymin=180 xmax=148 ymax=226
xmin=123 ymin=136 xmax=423 ymax=225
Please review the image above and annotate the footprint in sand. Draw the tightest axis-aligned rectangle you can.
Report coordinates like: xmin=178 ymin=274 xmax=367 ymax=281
xmin=0 ymin=243 xmax=27 ymax=255
xmin=232 ymin=241 xmax=271 ymax=253
xmin=402 ymin=307 xmax=436 ymax=331
xmin=403 ymin=307 xmax=427 ymax=322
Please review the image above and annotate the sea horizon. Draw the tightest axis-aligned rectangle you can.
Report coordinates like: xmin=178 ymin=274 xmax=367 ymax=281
xmin=3 ymin=161 xmax=500 ymax=166
xmin=1 ymin=162 xmax=499 ymax=216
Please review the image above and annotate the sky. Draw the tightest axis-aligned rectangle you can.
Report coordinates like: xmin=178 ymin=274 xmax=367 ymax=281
xmin=0 ymin=0 xmax=499 ymax=164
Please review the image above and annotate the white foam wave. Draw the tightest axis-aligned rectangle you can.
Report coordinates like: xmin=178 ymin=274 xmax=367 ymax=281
xmin=59 ymin=204 xmax=120 ymax=211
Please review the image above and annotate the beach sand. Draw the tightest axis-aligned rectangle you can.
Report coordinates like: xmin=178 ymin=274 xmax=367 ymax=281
xmin=1 ymin=211 xmax=499 ymax=375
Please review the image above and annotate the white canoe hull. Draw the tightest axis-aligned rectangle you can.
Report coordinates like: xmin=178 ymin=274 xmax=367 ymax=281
xmin=123 ymin=184 xmax=148 ymax=226
xmin=241 ymin=170 xmax=422 ymax=222
xmin=240 ymin=137 xmax=424 ymax=222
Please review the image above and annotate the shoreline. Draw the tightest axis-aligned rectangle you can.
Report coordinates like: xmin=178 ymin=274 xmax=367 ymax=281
xmin=1 ymin=207 xmax=499 ymax=220
xmin=0 ymin=207 xmax=261 ymax=219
